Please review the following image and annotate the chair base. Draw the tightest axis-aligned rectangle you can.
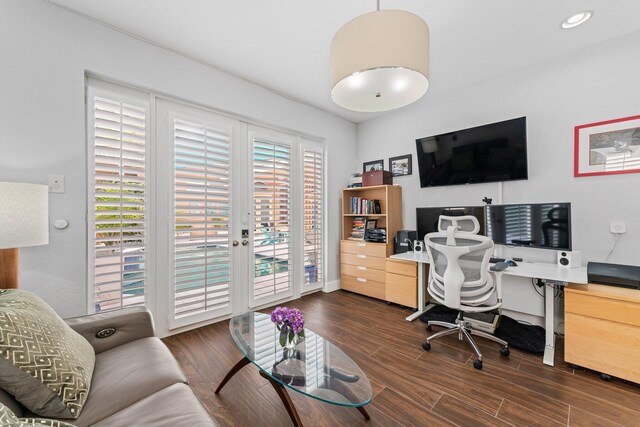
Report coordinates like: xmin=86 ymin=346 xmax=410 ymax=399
xmin=422 ymin=317 xmax=509 ymax=369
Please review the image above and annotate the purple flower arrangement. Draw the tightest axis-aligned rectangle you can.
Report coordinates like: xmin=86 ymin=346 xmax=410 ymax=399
xmin=271 ymin=307 xmax=305 ymax=348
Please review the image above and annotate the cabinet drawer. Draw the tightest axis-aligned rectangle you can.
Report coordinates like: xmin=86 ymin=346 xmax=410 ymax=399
xmin=341 ymin=240 xmax=389 ymax=258
xmin=566 ymin=291 xmax=640 ymax=327
xmin=341 ymin=275 xmax=385 ymax=300
xmin=341 ymin=252 xmax=386 ymax=270
xmin=565 ymin=313 xmax=640 ymax=384
xmin=385 ymin=272 xmax=417 ymax=308
xmin=386 ymin=259 xmax=417 ymax=277
xmin=341 ymin=264 xmax=385 ymax=282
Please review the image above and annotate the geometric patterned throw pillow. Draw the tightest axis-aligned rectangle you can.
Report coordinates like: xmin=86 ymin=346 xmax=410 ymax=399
xmin=0 ymin=402 xmax=77 ymax=427
xmin=0 ymin=290 xmax=95 ymax=419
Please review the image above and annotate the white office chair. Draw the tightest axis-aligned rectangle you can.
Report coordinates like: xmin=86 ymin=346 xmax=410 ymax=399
xmin=422 ymin=215 xmax=509 ymax=370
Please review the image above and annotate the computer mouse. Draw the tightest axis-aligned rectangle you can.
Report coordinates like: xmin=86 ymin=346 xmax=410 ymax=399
xmin=506 ymin=260 xmax=518 ymax=267
xmin=490 ymin=262 xmax=509 ymax=272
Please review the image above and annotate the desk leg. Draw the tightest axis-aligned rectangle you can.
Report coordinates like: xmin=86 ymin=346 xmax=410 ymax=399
xmin=543 ymin=283 xmax=556 ymax=367
xmin=406 ymin=262 xmax=431 ymax=321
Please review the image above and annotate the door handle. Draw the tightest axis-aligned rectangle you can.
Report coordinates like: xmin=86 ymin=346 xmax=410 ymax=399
xmin=233 ymin=240 xmax=240 ymax=247
xmin=242 ymin=239 xmax=249 ymax=246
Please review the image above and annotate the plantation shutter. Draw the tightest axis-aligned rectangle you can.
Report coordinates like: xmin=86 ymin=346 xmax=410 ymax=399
xmin=252 ymin=129 xmax=293 ymax=303
xmin=89 ymin=90 xmax=148 ymax=313
xmin=302 ymin=144 xmax=324 ymax=287
xmin=173 ymin=118 xmax=232 ymax=320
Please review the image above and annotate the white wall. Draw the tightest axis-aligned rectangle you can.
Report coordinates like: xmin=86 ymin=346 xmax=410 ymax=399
xmin=0 ymin=0 xmax=356 ymax=318
xmin=357 ymin=30 xmax=640 ymax=322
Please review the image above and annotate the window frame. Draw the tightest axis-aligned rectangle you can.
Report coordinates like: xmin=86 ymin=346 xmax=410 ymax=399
xmin=85 ymin=78 xmax=155 ymax=315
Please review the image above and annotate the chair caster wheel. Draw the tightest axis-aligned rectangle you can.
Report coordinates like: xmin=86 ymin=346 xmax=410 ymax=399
xmin=422 ymin=342 xmax=431 ymax=351
xmin=473 ymin=359 xmax=483 ymax=370
xmin=600 ymin=373 xmax=611 ymax=382
xmin=500 ymin=347 xmax=510 ymax=357
xmin=426 ymin=324 xmax=432 ymax=332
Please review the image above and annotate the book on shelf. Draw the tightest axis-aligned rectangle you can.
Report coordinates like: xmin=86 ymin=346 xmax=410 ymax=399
xmin=349 ymin=216 xmax=365 ymax=240
xmin=349 ymin=197 xmax=381 ymax=215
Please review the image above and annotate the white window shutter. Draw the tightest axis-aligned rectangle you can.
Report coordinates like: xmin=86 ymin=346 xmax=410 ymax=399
xmin=252 ymin=131 xmax=293 ymax=302
xmin=89 ymin=92 xmax=148 ymax=312
xmin=302 ymin=144 xmax=324 ymax=287
xmin=173 ymin=118 xmax=232 ymax=319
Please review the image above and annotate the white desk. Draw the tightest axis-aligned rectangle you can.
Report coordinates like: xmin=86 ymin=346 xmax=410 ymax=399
xmin=390 ymin=251 xmax=588 ymax=366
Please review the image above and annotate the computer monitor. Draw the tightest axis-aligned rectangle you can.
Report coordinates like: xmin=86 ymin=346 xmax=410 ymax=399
xmin=485 ymin=202 xmax=572 ymax=250
xmin=416 ymin=206 xmax=485 ymax=240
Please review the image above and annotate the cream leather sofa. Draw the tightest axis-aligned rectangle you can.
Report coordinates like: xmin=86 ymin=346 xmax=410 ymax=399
xmin=0 ymin=307 xmax=217 ymax=426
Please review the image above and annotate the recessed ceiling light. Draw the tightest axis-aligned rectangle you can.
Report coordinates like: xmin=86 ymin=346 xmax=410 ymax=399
xmin=561 ymin=11 xmax=593 ymax=29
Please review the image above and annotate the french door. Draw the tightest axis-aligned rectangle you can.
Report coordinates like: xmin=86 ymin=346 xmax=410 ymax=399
xmin=88 ymin=79 xmax=324 ymax=333
xmin=249 ymin=127 xmax=296 ymax=307
xmin=156 ymin=100 xmax=243 ymax=329
xmin=156 ymin=106 xmax=304 ymax=328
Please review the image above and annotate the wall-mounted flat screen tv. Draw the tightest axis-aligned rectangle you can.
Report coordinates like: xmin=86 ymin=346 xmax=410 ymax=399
xmin=415 ymin=117 xmax=528 ymax=187
xmin=485 ymin=202 xmax=572 ymax=251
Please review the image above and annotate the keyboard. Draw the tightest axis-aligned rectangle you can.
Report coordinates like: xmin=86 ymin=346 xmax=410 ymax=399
xmin=489 ymin=257 xmax=505 ymax=264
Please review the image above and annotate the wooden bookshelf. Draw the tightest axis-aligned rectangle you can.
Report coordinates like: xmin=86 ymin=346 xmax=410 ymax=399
xmin=341 ymin=185 xmax=402 ymax=242
xmin=340 ymin=185 xmax=404 ymax=300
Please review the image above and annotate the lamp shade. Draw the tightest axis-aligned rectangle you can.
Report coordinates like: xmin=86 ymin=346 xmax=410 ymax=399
xmin=0 ymin=182 xmax=49 ymax=249
xmin=330 ymin=10 xmax=430 ymax=112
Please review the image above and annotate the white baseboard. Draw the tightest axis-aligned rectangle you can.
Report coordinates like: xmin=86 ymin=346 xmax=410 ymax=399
xmin=323 ymin=279 xmax=340 ymax=293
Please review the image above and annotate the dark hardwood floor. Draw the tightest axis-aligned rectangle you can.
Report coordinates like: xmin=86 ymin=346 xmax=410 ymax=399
xmin=163 ymin=291 xmax=640 ymax=426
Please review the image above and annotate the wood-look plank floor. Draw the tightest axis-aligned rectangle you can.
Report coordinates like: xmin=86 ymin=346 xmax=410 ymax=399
xmin=163 ymin=291 xmax=640 ymax=426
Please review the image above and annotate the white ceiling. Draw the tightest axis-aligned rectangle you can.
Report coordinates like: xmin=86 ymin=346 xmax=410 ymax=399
xmin=48 ymin=0 xmax=640 ymax=123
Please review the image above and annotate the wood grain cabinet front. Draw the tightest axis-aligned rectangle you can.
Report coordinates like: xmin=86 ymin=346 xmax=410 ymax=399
xmin=565 ymin=283 xmax=640 ymax=384
xmin=340 ymin=241 xmax=389 ymax=300
xmin=385 ymin=259 xmax=418 ymax=308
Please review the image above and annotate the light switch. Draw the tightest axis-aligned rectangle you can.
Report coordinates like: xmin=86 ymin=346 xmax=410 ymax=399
xmin=48 ymin=175 xmax=65 ymax=193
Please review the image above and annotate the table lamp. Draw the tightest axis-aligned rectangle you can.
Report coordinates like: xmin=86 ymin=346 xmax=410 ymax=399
xmin=0 ymin=182 xmax=49 ymax=288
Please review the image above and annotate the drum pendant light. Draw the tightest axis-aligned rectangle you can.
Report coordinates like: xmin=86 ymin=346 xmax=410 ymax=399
xmin=330 ymin=2 xmax=430 ymax=112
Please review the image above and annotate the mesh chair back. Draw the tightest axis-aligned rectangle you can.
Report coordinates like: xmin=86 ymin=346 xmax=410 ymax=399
xmin=438 ymin=215 xmax=480 ymax=235
xmin=425 ymin=218 xmax=494 ymax=310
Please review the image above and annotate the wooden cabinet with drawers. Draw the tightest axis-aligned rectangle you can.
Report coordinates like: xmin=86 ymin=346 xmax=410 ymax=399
xmin=385 ymin=258 xmax=418 ymax=308
xmin=340 ymin=185 xmax=417 ymax=304
xmin=340 ymin=240 xmax=390 ymax=300
xmin=565 ymin=283 xmax=640 ymax=383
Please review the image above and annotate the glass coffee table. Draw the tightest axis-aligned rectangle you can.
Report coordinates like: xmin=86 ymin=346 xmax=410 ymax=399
xmin=215 ymin=312 xmax=372 ymax=426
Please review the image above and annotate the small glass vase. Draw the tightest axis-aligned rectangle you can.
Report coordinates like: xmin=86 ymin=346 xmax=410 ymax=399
xmin=278 ymin=323 xmax=304 ymax=351
xmin=283 ymin=333 xmax=301 ymax=350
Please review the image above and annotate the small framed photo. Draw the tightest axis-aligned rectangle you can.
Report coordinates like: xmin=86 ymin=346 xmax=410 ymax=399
xmin=389 ymin=154 xmax=412 ymax=176
xmin=363 ymin=159 xmax=384 ymax=173
xmin=365 ymin=219 xmax=378 ymax=230
xmin=575 ymin=115 xmax=640 ymax=177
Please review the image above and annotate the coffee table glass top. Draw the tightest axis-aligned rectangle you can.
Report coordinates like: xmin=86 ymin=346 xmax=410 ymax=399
xmin=229 ymin=312 xmax=372 ymax=407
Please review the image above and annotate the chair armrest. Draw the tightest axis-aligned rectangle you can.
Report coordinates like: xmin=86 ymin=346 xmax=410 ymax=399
xmin=65 ymin=306 xmax=156 ymax=354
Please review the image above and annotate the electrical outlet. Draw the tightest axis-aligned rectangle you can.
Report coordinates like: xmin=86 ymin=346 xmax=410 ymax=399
xmin=610 ymin=221 xmax=626 ymax=234
xmin=48 ymin=175 xmax=65 ymax=193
